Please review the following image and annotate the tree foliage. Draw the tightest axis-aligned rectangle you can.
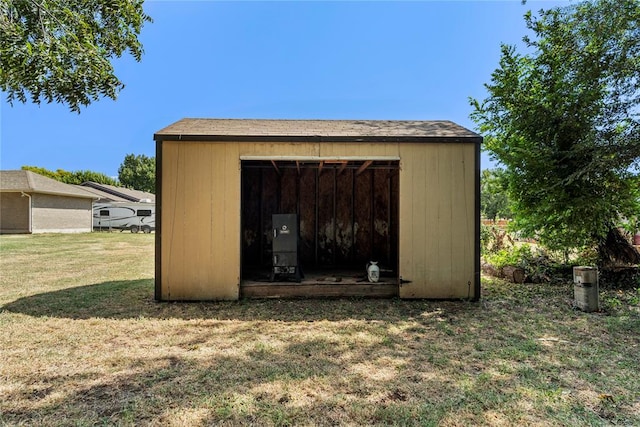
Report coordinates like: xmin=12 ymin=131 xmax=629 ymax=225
xmin=1 ymin=0 xmax=151 ymax=112
xmin=21 ymin=165 xmax=118 ymax=186
xmin=471 ymin=0 xmax=640 ymax=259
xmin=481 ymin=168 xmax=512 ymax=221
xmin=117 ymin=153 xmax=154 ymax=193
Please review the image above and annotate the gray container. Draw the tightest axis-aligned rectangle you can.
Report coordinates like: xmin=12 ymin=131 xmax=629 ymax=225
xmin=573 ymin=266 xmax=599 ymax=312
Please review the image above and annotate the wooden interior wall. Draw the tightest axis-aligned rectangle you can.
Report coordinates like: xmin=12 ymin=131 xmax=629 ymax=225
xmin=241 ymin=163 xmax=399 ymax=271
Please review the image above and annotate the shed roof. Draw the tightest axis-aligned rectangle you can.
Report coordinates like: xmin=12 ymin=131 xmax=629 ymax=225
xmin=0 ymin=170 xmax=97 ymax=199
xmin=154 ymin=118 xmax=482 ymax=143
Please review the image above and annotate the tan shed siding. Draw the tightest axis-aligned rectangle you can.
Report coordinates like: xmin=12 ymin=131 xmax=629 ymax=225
xmin=159 ymin=137 xmax=478 ymax=300
xmin=31 ymin=194 xmax=92 ymax=233
xmin=236 ymin=141 xmax=401 ymax=158
xmin=318 ymin=142 xmax=400 ymax=158
xmin=161 ymin=142 xmax=240 ymax=300
xmin=238 ymin=141 xmax=320 ymax=157
xmin=0 ymin=193 xmax=30 ymax=233
xmin=399 ymin=143 xmax=476 ymax=299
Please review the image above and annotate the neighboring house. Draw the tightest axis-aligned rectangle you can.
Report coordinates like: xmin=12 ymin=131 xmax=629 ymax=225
xmin=0 ymin=170 xmax=97 ymax=234
xmin=154 ymin=118 xmax=482 ymax=301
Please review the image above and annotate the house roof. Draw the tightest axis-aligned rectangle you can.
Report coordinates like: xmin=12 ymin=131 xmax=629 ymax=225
xmin=154 ymin=118 xmax=482 ymax=143
xmin=79 ymin=182 xmax=155 ymax=203
xmin=74 ymin=185 xmax=131 ymax=202
xmin=0 ymin=170 xmax=97 ymax=199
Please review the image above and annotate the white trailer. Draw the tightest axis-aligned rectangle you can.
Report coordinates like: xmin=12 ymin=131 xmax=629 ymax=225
xmin=93 ymin=202 xmax=155 ymax=233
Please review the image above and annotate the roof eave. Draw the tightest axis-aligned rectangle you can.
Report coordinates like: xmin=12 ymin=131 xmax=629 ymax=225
xmin=2 ymin=189 xmax=98 ymax=199
xmin=153 ymin=134 xmax=483 ymax=144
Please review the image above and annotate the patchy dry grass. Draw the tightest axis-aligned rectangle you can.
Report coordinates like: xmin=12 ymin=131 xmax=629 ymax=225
xmin=0 ymin=233 xmax=639 ymax=426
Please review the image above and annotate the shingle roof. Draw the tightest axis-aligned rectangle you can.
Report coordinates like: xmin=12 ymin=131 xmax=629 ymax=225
xmin=154 ymin=118 xmax=482 ymax=143
xmin=0 ymin=170 xmax=97 ymax=199
xmin=74 ymin=185 xmax=131 ymax=202
xmin=80 ymin=182 xmax=155 ymax=203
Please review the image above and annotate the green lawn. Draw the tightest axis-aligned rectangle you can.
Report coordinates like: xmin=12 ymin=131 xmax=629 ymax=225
xmin=0 ymin=233 xmax=638 ymax=426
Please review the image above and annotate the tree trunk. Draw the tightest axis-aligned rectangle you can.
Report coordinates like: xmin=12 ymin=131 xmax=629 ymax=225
xmin=503 ymin=266 xmax=526 ymax=283
xmin=481 ymin=262 xmax=503 ymax=278
xmin=598 ymin=227 xmax=640 ymax=266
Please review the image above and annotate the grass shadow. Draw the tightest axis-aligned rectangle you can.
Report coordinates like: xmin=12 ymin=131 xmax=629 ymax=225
xmin=2 ymin=279 xmax=479 ymax=321
xmin=2 ymin=280 xmax=155 ymax=320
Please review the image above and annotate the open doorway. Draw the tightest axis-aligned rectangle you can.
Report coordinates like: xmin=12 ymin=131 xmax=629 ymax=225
xmin=240 ymin=159 xmax=400 ymax=294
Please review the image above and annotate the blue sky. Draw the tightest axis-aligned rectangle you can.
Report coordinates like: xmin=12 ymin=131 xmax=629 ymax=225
xmin=1 ymin=0 xmax=569 ymax=178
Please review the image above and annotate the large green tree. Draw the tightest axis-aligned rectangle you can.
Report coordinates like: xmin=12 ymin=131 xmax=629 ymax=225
xmin=471 ymin=0 xmax=640 ymax=263
xmin=118 ymin=153 xmax=154 ymax=193
xmin=1 ymin=0 xmax=151 ymax=112
xmin=481 ymin=168 xmax=512 ymax=221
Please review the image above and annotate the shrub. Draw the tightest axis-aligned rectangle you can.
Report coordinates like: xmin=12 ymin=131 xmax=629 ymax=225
xmin=484 ymin=244 xmax=569 ymax=284
xmin=481 ymin=224 xmax=514 ymax=256
xmin=485 ymin=244 xmax=532 ymax=270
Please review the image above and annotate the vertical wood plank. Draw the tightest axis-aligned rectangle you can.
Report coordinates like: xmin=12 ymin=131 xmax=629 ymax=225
xmin=299 ymin=167 xmax=316 ymax=266
xmin=209 ymin=143 xmax=225 ymax=290
xmin=390 ymin=170 xmax=399 ymax=275
xmin=354 ymin=169 xmax=372 ymax=265
xmin=182 ymin=144 xmax=210 ymax=297
xmin=399 ymin=144 xmax=427 ymax=298
xmin=465 ymin=145 xmax=476 ymax=294
xmin=414 ymin=144 xmax=430 ymax=288
xmin=335 ymin=168 xmax=354 ymax=264
xmin=373 ymin=168 xmax=390 ymax=266
xmin=261 ymin=168 xmax=278 ymax=266
xmin=317 ymin=168 xmax=334 ymax=266
xmin=280 ymin=168 xmax=298 ymax=214
xmin=241 ymin=167 xmax=261 ymax=266
xmin=221 ymin=142 xmax=241 ymax=298
xmin=164 ymin=143 xmax=187 ymax=299
xmin=435 ymin=144 xmax=454 ymax=294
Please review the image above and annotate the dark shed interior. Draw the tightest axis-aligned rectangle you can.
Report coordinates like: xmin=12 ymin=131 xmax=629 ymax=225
xmin=241 ymin=160 xmax=399 ymax=283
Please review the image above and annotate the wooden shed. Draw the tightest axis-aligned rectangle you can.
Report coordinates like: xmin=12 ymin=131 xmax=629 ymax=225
xmin=154 ymin=119 xmax=481 ymax=300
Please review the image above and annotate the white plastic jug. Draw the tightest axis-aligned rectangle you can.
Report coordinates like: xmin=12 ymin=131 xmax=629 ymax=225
xmin=367 ymin=261 xmax=380 ymax=283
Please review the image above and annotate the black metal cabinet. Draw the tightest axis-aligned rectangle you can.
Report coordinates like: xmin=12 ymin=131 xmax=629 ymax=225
xmin=271 ymin=214 xmax=302 ymax=282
